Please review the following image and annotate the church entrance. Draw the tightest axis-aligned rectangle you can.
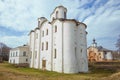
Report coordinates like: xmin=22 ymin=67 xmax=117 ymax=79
xmin=42 ymin=60 xmax=46 ymax=70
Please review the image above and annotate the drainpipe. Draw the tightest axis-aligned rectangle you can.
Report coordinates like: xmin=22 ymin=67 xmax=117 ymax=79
xmin=32 ymin=32 xmax=35 ymax=68
xmin=38 ymin=29 xmax=41 ymax=69
xmin=62 ymin=21 xmax=64 ymax=73
xmin=51 ymin=24 xmax=53 ymax=71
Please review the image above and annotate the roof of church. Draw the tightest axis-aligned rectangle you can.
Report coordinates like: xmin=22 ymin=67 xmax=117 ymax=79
xmin=88 ymin=46 xmax=112 ymax=52
xmin=51 ymin=18 xmax=87 ymax=28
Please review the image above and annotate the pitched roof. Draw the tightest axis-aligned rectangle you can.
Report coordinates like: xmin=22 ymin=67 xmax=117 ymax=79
xmin=97 ymin=46 xmax=112 ymax=52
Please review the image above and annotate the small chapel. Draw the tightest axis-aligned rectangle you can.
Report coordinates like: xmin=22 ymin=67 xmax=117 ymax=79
xmin=29 ymin=5 xmax=88 ymax=73
xmin=87 ymin=39 xmax=113 ymax=62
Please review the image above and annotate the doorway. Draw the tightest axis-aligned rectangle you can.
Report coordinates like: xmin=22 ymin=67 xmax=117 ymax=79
xmin=42 ymin=60 xmax=46 ymax=70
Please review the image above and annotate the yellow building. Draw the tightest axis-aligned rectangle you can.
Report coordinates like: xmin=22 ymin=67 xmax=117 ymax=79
xmin=87 ymin=39 xmax=113 ymax=62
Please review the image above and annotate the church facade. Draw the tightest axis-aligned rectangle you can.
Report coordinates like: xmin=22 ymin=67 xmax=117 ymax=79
xmin=29 ymin=6 xmax=88 ymax=73
xmin=87 ymin=39 xmax=113 ymax=62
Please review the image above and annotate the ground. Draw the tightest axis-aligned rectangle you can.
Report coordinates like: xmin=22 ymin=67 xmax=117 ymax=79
xmin=0 ymin=62 xmax=120 ymax=80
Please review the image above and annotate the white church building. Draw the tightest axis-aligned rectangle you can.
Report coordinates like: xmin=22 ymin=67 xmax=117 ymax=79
xmin=29 ymin=6 xmax=88 ymax=73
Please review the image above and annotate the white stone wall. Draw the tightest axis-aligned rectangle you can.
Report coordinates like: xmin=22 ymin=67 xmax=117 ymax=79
xmin=40 ymin=21 xmax=52 ymax=70
xmin=52 ymin=20 xmax=63 ymax=72
xmin=78 ymin=23 xmax=88 ymax=72
xmin=106 ymin=52 xmax=113 ymax=60
xmin=34 ymin=29 xmax=40 ymax=68
xmin=63 ymin=21 xmax=78 ymax=73
xmin=29 ymin=31 xmax=35 ymax=68
xmin=29 ymin=6 xmax=88 ymax=73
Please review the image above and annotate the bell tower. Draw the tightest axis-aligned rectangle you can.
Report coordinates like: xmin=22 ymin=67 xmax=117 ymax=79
xmin=92 ymin=38 xmax=97 ymax=47
xmin=50 ymin=5 xmax=67 ymax=21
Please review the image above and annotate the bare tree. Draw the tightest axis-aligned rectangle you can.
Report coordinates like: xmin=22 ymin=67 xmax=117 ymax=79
xmin=0 ymin=42 xmax=11 ymax=61
xmin=116 ymin=35 xmax=120 ymax=52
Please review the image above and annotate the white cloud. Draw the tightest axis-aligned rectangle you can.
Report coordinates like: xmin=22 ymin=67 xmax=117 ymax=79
xmin=0 ymin=0 xmax=119 ymax=50
xmin=83 ymin=0 xmax=120 ymax=50
xmin=0 ymin=0 xmax=64 ymax=31
xmin=0 ymin=35 xmax=28 ymax=48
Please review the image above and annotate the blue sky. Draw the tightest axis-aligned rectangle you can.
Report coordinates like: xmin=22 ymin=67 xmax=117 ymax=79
xmin=0 ymin=0 xmax=120 ymax=50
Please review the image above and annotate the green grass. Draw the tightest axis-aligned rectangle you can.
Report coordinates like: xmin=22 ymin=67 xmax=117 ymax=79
xmin=0 ymin=62 xmax=120 ymax=80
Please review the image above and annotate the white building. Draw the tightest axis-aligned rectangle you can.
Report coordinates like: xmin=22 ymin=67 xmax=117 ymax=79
xmin=29 ymin=5 xmax=88 ymax=73
xmin=9 ymin=45 xmax=29 ymax=64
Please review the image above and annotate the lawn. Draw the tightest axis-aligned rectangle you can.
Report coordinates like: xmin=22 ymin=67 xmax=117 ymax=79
xmin=0 ymin=62 xmax=120 ymax=80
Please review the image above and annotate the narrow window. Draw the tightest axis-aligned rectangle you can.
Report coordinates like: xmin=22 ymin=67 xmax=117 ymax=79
xmin=42 ymin=31 xmax=44 ymax=37
xmin=64 ymin=12 xmax=66 ymax=19
xmin=42 ymin=42 xmax=44 ymax=51
xmin=55 ymin=26 xmax=57 ymax=32
xmin=38 ymin=21 xmax=40 ymax=27
xmin=13 ymin=52 xmax=15 ymax=57
xmin=30 ymin=51 xmax=32 ymax=59
xmin=11 ymin=52 xmax=12 ymax=57
xmin=13 ymin=59 xmax=15 ymax=63
xmin=81 ymin=49 xmax=82 ymax=53
xmin=35 ymin=51 xmax=37 ymax=58
xmin=23 ymin=51 xmax=26 ymax=56
xmin=46 ymin=29 xmax=48 ymax=35
xmin=75 ymin=47 xmax=76 ymax=55
xmin=16 ymin=52 xmax=17 ymax=57
xmin=26 ymin=59 xmax=28 ymax=62
xmin=53 ymin=17 xmax=55 ymax=21
xmin=36 ymin=33 xmax=38 ymax=39
xmin=46 ymin=42 xmax=48 ymax=50
xmin=54 ymin=49 xmax=57 ymax=58
xmin=56 ymin=11 xmax=58 ymax=18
